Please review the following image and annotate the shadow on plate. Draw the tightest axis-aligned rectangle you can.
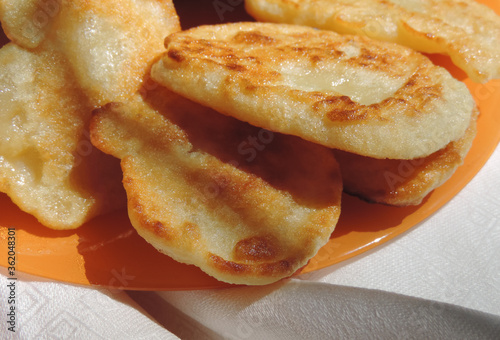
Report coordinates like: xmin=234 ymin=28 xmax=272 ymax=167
xmin=333 ymin=193 xmax=422 ymax=239
xmin=0 ymin=185 xmax=420 ymax=290
xmin=0 ymin=194 xmax=76 ymax=238
xmin=425 ymin=53 xmax=468 ymax=82
xmin=75 ymin=209 xmax=235 ymax=290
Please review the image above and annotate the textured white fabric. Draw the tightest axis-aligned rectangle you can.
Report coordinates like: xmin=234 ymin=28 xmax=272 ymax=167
xmin=157 ymin=280 xmax=500 ymax=340
xmin=0 ymin=270 xmax=179 ymax=340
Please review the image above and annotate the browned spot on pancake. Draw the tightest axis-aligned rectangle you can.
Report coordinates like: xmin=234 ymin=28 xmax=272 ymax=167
xmin=232 ymin=31 xmax=276 ymax=45
xmin=317 ymin=65 xmax=445 ymax=123
xmin=128 ymin=193 xmax=175 ymax=241
xmin=234 ymin=235 xmax=280 ymax=261
xmin=404 ymin=77 xmax=417 ymax=88
xmin=167 ymin=48 xmax=184 ymax=62
xmin=127 ymin=194 xmax=143 ymax=215
xmin=183 ymin=222 xmax=201 ymax=241
xmin=225 ymin=62 xmax=246 ymax=72
xmin=151 ymin=221 xmax=172 ymax=239
xmin=317 ymin=96 xmax=368 ymax=122
xmin=209 ymin=254 xmax=251 ymax=274
xmin=261 ymin=260 xmax=293 ymax=276
xmin=209 ymin=253 xmax=295 ymax=278
xmin=398 ymin=73 xmax=443 ymax=113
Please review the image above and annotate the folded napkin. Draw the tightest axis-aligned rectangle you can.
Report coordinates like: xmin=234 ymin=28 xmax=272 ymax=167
xmin=0 ymin=270 xmax=179 ymax=339
xmin=146 ymin=279 xmax=500 ymax=340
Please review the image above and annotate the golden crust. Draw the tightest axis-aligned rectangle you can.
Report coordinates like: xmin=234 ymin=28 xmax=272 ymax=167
xmin=90 ymin=87 xmax=342 ymax=285
xmin=152 ymin=22 xmax=475 ymax=160
xmin=245 ymin=0 xmax=500 ymax=83
xmin=0 ymin=43 xmax=126 ymax=229
xmin=334 ymin=107 xmax=479 ymax=206
xmin=0 ymin=0 xmax=180 ymax=105
xmin=0 ymin=0 xmax=179 ymax=228
xmin=0 ymin=0 xmax=44 ymax=48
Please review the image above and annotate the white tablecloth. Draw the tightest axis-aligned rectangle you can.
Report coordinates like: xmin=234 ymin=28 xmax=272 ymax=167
xmin=1 ymin=146 xmax=499 ymax=339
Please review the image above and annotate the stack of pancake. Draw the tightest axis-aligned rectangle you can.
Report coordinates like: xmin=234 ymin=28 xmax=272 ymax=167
xmin=1 ymin=0 xmax=497 ymax=285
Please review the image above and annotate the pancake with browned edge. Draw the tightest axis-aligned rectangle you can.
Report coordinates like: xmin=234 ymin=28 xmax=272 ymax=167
xmin=90 ymin=86 xmax=343 ymax=285
xmin=334 ymin=107 xmax=478 ymax=206
xmin=0 ymin=0 xmax=179 ymax=228
xmin=152 ymin=22 xmax=475 ymax=160
xmin=0 ymin=43 xmax=125 ymax=229
xmin=245 ymin=0 xmax=500 ymax=83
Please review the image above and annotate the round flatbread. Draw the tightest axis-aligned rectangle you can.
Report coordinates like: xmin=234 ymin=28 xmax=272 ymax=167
xmin=245 ymin=0 xmax=500 ymax=83
xmin=334 ymin=107 xmax=478 ymax=206
xmin=152 ymin=22 xmax=475 ymax=160
xmin=91 ymin=87 xmax=343 ymax=285
xmin=0 ymin=43 xmax=125 ymax=229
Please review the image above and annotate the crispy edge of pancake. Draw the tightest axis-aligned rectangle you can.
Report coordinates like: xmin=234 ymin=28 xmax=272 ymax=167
xmin=245 ymin=0 xmax=500 ymax=83
xmin=0 ymin=43 xmax=125 ymax=229
xmin=0 ymin=0 xmax=46 ymax=48
xmin=333 ymin=106 xmax=479 ymax=206
xmin=151 ymin=22 xmax=475 ymax=160
xmin=90 ymin=88 xmax=343 ymax=285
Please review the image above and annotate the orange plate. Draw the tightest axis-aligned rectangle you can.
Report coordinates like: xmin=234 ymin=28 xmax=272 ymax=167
xmin=1 ymin=1 xmax=499 ymax=290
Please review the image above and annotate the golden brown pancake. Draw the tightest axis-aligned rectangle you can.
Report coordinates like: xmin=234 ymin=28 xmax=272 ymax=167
xmin=334 ymin=107 xmax=478 ymax=206
xmin=0 ymin=0 xmax=43 ymax=48
xmin=0 ymin=0 xmax=179 ymax=229
xmin=0 ymin=43 xmax=125 ymax=229
xmin=90 ymin=86 xmax=343 ymax=285
xmin=0 ymin=0 xmax=180 ymax=105
xmin=151 ymin=22 xmax=475 ymax=160
xmin=245 ymin=0 xmax=500 ymax=83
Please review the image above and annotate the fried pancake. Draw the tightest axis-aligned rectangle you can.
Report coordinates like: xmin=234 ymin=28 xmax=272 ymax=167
xmin=0 ymin=0 xmax=45 ymax=48
xmin=334 ymin=107 xmax=478 ymax=206
xmin=245 ymin=0 xmax=500 ymax=83
xmin=0 ymin=43 xmax=125 ymax=229
xmin=0 ymin=0 xmax=180 ymax=105
xmin=151 ymin=22 xmax=475 ymax=160
xmin=0 ymin=0 xmax=179 ymax=229
xmin=90 ymin=87 xmax=343 ymax=285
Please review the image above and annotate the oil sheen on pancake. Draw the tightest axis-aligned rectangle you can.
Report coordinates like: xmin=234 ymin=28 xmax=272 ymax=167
xmin=334 ymin=107 xmax=478 ymax=206
xmin=0 ymin=43 xmax=125 ymax=229
xmin=0 ymin=0 xmax=180 ymax=105
xmin=245 ymin=0 xmax=500 ymax=83
xmin=151 ymin=22 xmax=475 ymax=160
xmin=0 ymin=0 xmax=179 ymax=229
xmin=90 ymin=86 xmax=343 ymax=285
